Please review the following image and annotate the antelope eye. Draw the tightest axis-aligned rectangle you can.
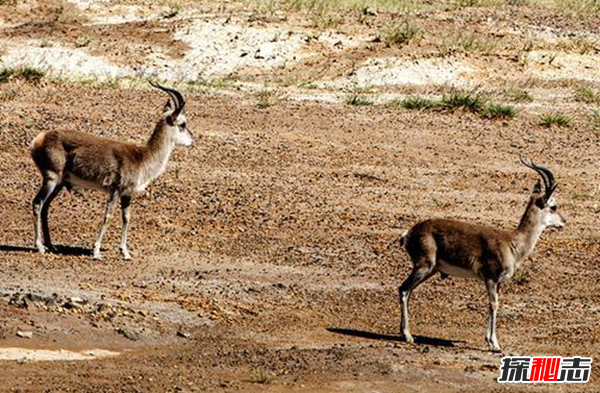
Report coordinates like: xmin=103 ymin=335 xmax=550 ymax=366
xmin=549 ymin=205 xmax=557 ymax=212
xmin=180 ymin=122 xmax=186 ymax=128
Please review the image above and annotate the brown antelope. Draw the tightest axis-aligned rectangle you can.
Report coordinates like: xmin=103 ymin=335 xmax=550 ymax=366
xmin=29 ymin=82 xmax=192 ymax=260
xmin=398 ymin=158 xmax=565 ymax=351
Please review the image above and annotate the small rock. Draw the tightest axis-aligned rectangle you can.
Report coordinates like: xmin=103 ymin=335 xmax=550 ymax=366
xmin=17 ymin=331 xmax=33 ymax=339
xmin=363 ymin=6 xmax=378 ymax=16
xmin=97 ymin=303 xmax=112 ymax=314
xmin=64 ymin=297 xmax=87 ymax=311
xmin=117 ymin=328 xmax=140 ymax=341
xmin=63 ymin=301 xmax=84 ymax=311
xmin=26 ymin=293 xmax=45 ymax=303
xmin=177 ymin=331 xmax=191 ymax=339
xmin=45 ymin=298 xmax=57 ymax=308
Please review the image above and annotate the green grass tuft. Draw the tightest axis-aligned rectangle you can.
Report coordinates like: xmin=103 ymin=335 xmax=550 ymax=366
xmin=19 ymin=67 xmax=45 ymax=82
xmin=399 ymin=96 xmax=439 ymax=110
xmin=481 ymin=103 xmax=517 ymax=119
xmin=573 ymin=87 xmax=599 ymax=104
xmin=396 ymin=91 xmax=517 ymax=121
xmin=346 ymin=94 xmax=373 ymax=106
xmin=440 ymin=91 xmax=484 ymax=112
xmin=0 ymin=66 xmax=45 ymax=83
xmin=539 ymin=113 xmax=571 ymax=128
xmin=0 ymin=68 xmax=15 ymax=83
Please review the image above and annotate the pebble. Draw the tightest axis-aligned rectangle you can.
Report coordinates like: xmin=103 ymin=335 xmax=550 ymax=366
xmin=17 ymin=331 xmax=33 ymax=339
xmin=117 ymin=328 xmax=140 ymax=341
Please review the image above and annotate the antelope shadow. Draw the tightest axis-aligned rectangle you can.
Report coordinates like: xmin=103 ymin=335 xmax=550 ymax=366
xmin=0 ymin=244 xmax=91 ymax=257
xmin=326 ymin=327 xmax=462 ymax=348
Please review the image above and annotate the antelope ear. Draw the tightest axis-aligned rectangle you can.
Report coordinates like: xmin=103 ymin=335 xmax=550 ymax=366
xmin=544 ymin=184 xmax=558 ymax=204
xmin=163 ymin=99 xmax=173 ymax=113
xmin=163 ymin=100 xmax=176 ymax=125
xmin=532 ymin=180 xmax=542 ymax=194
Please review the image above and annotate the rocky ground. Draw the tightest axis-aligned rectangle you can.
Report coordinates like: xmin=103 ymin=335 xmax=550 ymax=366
xmin=0 ymin=0 xmax=599 ymax=392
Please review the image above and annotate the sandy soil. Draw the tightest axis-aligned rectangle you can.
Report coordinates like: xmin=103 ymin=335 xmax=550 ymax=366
xmin=0 ymin=1 xmax=599 ymax=392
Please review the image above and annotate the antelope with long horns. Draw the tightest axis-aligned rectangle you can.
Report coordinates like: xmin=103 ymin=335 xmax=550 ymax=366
xmin=398 ymin=158 xmax=565 ymax=351
xmin=30 ymin=82 xmax=192 ymax=260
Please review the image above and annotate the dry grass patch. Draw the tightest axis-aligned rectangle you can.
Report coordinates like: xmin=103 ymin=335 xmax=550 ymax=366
xmin=554 ymin=0 xmax=600 ymax=15
xmin=592 ymin=109 xmax=600 ymax=128
xmin=437 ymin=32 xmax=497 ymax=56
xmin=504 ymin=85 xmax=533 ymax=103
xmin=51 ymin=2 xmax=86 ymax=24
xmin=573 ymin=87 xmax=600 ymax=104
xmin=557 ymin=36 xmax=598 ymax=54
xmin=256 ymin=89 xmax=278 ymax=108
xmin=380 ymin=20 xmax=421 ymax=46
xmin=249 ymin=368 xmax=275 ymax=384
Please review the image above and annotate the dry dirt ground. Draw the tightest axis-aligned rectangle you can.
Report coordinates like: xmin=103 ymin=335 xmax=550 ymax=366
xmin=1 ymin=1 xmax=600 ymax=392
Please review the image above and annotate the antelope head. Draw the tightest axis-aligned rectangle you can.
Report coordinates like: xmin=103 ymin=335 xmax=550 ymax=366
xmin=150 ymin=81 xmax=193 ymax=147
xmin=521 ymin=157 xmax=566 ymax=230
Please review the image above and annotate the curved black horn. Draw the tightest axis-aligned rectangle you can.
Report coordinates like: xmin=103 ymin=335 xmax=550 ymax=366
xmin=149 ymin=81 xmax=186 ymax=116
xmin=520 ymin=156 xmax=557 ymax=197
xmin=149 ymin=81 xmax=176 ymax=106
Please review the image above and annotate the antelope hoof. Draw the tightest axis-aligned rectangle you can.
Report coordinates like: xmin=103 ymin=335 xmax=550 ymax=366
xmin=403 ymin=333 xmax=414 ymax=344
xmin=93 ymin=250 xmax=102 ymax=260
xmin=35 ymin=244 xmax=47 ymax=253
xmin=488 ymin=343 xmax=502 ymax=352
xmin=121 ymin=248 xmax=132 ymax=260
